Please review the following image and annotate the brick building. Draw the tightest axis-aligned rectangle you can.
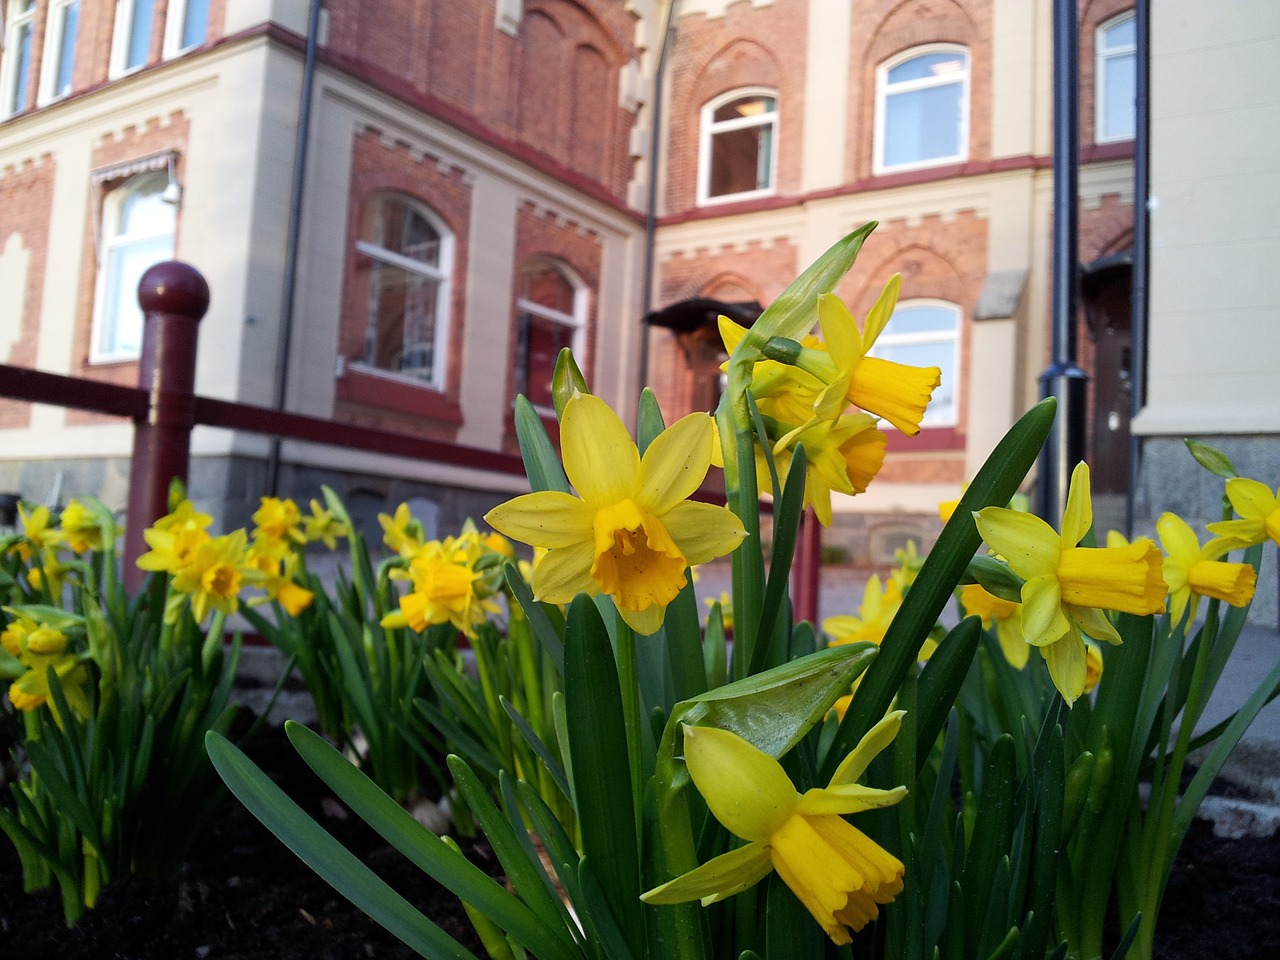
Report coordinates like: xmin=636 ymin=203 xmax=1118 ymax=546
xmin=0 ymin=1 xmax=1275 ymax=623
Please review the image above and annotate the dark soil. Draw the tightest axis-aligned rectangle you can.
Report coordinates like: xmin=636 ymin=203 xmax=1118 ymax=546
xmin=3 ymin=720 xmax=1279 ymax=959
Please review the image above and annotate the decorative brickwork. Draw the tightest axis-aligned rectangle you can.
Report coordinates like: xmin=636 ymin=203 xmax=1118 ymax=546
xmin=0 ymin=155 xmax=55 ymax=429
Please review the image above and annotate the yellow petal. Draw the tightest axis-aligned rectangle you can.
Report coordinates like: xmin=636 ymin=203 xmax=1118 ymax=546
xmin=1058 ymin=542 xmax=1166 ymax=615
xmin=797 ymin=784 xmax=908 ymax=816
xmin=1068 ymin=604 xmax=1122 ymax=645
xmin=995 ymin=617 xmax=1030 ymax=668
xmin=1156 ymin=512 xmax=1201 ymax=565
xmin=847 ymin=357 xmax=940 ymax=436
xmin=635 ymin=412 xmax=715 ymax=515
xmin=617 ymin=601 xmax=667 ymax=636
xmin=531 ymin=541 xmax=597 ymax=604
xmin=860 ymin=274 xmax=902 ymax=346
xmin=1060 ymin=462 xmax=1093 ymax=546
xmin=640 ymin=840 xmax=772 ymax=906
xmin=817 ymin=294 xmax=864 ymax=367
xmin=1020 ymin=574 xmax=1069 ymax=645
xmin=717 ymin=314 xmax=750 ymax=355
xmin=484 ymin=491 xmax=595 ymax=548
xmin=1041 ymin=631 xmax=1087 ymax=705
xmin=1224 ymin=477 xmax=1278 ymax=521
xmin=561 ymin=394 xmax=640 ymax=507
xmin=828 ymin=710 xmax=906 ymax=786
xmin=683 ymin=725 xmax=797 ymax=843
xmin=663 ymin=501 xmax=748 ymax=566
xmin=1188 ymin=559 xmax=1257 ymax=608
xmin=975 ymin=508 xmax=1061 ymax=580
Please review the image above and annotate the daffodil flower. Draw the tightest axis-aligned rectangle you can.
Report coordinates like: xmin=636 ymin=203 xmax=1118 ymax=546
xmin=381 ymin=540 xmax=497 ymax=636
xmin=973 ymin=462 xmax=1166 ymax=704
xmin=642 ymin=713 xmax=908 ymax=945
xmin=1157 ymin=512 xmax=1256 ymax=624
xmin=303 ymin=499 xmax=348 ymax=550
xmin=252 ymin=497 xmax=305 ymax=546
xmin=9 ymin=504 xmax=60 ymax=563
xmin=768 ymin=413 xmax=887 ymax=526
xmin=1206 ymin=477 xmax=1280 ymax=550
xmin=960 ymin=583 xmax=1028 ymax=669
xmin=379 ymin=503 xmax=424 ymax=558
xmin=171 ymin=529 xmax=256 ymax=624
xmin=485 ymin=393 xmax=747 ymax=635
xmin=824 ymin=576 xmax=902 ymax=647
xmin=58 ymin=499 xmax=110 ymax=554
xmin=137 ymin=500 xmax=213 ymax=577
xmin=718 ymin=315 xmax=827 ymax=425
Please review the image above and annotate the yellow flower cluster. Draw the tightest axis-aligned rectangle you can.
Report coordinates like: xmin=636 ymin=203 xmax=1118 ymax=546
xmin=719 ymin=275 xmax=942 ymax=525
xmin=8 ymin=499 xmax=118 ymax=595
xmin=379 ymin=516 xmax=511 ymax=638
xmin=1 ymin=613 xmax=90 ymax=724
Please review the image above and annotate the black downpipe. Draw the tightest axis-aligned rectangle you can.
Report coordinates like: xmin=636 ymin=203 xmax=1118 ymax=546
xmin=266 ymin=0 xmax=323 ymax=495
xmin=636 ymin=0 xmax=681 ymax=428
xmin=1125 ymin=0 xmax=1151 ymax=535
xmin=1037 ymin=0 xmax=1089 ymax=521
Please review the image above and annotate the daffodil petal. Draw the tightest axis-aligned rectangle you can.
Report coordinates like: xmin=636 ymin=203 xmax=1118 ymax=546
xmin=484 ymin=492 xmax=595 ymax=548
xmin=1042 ymin=631 xmax=1087 ymax=705
xmin=663 ymin=501 xmax=748 ymax=567
xmin=860 ymin=274 xmax=901 ymax=345
xmin=636 ymin=413 xmax=714 ymax=515
xmin=995 ymin=618 xmax=1030 ymax=668
xmin=975 ymin=508 xmax=1061 ymax=580
xmin=1224 ymin=477 xmax=1278 ymax=521
xmin=717 ymin=315 xmax=749 ymax=355
xmin=797 ymin=784 xmax=908 ymax=816
xmin=829 ymin=710 xmax=906 ymax=786
xmin=531 ymin=541 xmax=597 ymax=604
xmin=1156 ymin=512 xmax=1201 ymax=562
xmin=561 ymin=394 xmax=639 ymax=507
xmin=683 ymin=725 xmax=797 ymax=843
xmin=640 ymin=841 xmax=772 ymax=906
xmin=1069 ymin=604 xmax=1122 ymax=645
xmin=817 ymin=293 xmax=864 ymax=366
xmin=1060 ymin=462 xmax=1093 ymax=546
xmin=1020 ymin=574 xmax=1069 ymax=645
xmin=815 ymin=379 xmax=852 ymax=421
xmin=617 ymin=601 xmax=666 ymax=636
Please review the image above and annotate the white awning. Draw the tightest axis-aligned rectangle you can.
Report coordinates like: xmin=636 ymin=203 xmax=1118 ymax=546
xmin=90 ymin=150 xmax=175 ymax=185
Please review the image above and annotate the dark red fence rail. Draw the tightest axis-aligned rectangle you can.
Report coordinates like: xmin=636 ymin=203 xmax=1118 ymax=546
xmin=0 ymin=261 xmax=821 ymax=619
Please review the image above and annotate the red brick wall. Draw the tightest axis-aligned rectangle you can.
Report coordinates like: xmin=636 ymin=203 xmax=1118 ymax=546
xmin=664 ymin=2 xmax=807 ymax=214
xmin=0 ymin=154 xmax=55 ymax=429
xmin=508 ymin=201 xmax=604 ymax=406
xmin=333 ymin=126 xmax=473 ymax=439
xmin=64 ymin=111 xmax=191 ymax=427
xmin=850 ymin=0 xmax=992 ymax=182
xmin=322 ymin=0 xmax=640 ymax=199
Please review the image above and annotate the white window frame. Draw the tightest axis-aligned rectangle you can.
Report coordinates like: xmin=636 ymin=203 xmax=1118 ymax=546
xmin=109 ymin=0 xmax=155 ymax=78
xmin=90 ymin=171 xmax=176 ymax=363
xmin=162 ymin=0 xmax=209 ymax=58
xmin=696 ymin=87 xmax=779 ymax=206
xmin=38 ymin=0 xmax=79 ymax=106
xmin=1 ymin=0 xmax=36 ymax=118
xmin=514 ymin=257 xmax=587 ymax=413
xmin=874 ymin=44 xmax=970 ymax=175
xmin=352 ymin=195 xmax=454 ymax=391
xmin=1095 ymin=11 xmax=1137 ymax=144
xmin=869 ymin=298 xmax=961 ymax=428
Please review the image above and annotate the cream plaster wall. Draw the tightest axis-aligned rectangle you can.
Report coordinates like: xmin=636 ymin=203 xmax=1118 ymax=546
xmin=1136 ymin=0 xmax=1280 ymax=436
xmin=800 ymin=0 xmax=851 ymax=193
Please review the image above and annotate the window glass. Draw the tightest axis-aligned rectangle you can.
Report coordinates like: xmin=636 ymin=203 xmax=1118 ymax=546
xmin=39 ymin=0 xmax=79 ymax=103
xmin=699 ymin=91 xmax=778 ymax=203
xmin=515 ymin=259 xmax=583 ymax=409
xmin=95 ymin=173 xmax=175 ymax=360
xmin=877 ymin=48 xmax=969 ymax=173
xmin=180 ymin=0 xmax=209 ymax=50
xmin=355 ymin=196 xmax=451 ymax=388
xmin=2 ymin=0 xmax=36 ymax=116
xmin=1097 ymin=13 xmax=1137 ymax=142
xmin=871 ymin=302 xmax=960 ymax=426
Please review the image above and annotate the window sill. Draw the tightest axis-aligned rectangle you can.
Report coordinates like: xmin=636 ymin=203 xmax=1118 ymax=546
xmin=336 ymin=364 xmax=463 ymax=425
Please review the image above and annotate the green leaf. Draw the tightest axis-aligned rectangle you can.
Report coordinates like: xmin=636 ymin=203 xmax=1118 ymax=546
xmin=636 ymin=387 xmax=666 ymax=455
xmin=504 ymin=563 xmax=565 ymax=675
xmin=206 ymin=731 xmax=478 ymax=960
xmin=564 ymin=595 xmax=643 ymax=956
xmin=748 ymin=445 xmax=808 ymax=675
xmin=914 ymin=617 xmax=982 ymax=770
xmin=500 ymin=695 xmax=572 ymax=801
xmin=514 ymin=395 xmax=570 ymax=494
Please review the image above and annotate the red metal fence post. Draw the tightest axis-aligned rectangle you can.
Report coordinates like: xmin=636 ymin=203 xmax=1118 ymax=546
xmin=122 ymin=261 xmax=210 ymax=591
xmin=792 ymin=507 xmax=822 ymax=625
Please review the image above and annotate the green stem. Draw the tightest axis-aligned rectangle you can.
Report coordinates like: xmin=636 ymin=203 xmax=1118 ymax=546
xmin=615 ymin=620 xmax=645 ymax=841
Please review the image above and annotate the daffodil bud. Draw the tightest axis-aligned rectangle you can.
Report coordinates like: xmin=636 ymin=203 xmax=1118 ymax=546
xmin=1060 ymin=750 xmax=1095 ymax=841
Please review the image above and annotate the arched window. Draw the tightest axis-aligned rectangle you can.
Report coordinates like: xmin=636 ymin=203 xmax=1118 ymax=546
xmin=1096 ymin=12 xmax=1136 ymax=143
xmin=697 ymin=88 xmax=778 ymax=205
xmin=869 ymin=300 xmax=961 ymax=427
xmin=92 ymin=171 xmax=176 ymax=361
xmin=875 ymin=46 xmax=969 ymax=174
xmin=354 ymin=195 xmax=453 ymax=389
xmin=1 ymin=0 xmax=36 ymax=117
xmin=514 ymin=257 xmax=586 ymax=410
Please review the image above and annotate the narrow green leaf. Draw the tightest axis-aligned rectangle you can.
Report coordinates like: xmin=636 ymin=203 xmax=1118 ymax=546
xmin=578 ymin=858 xmax=640 ymax=960
xmin=748 ymin=445 xmax=807 ymax=675
xmin=515 ymin=396 xmax=571 ymax=493
xmin=636 ymin=387 xmax=666 ymax=455
xmin=914 ymin=617 xmax=982 ymax=770
xmin=505 ymin=562 xmax=565 ymax=675
xmin=500 ymin=695 xmax=573 ymax=803
xmin=205 ymin=732 xmax=477 ymax=960
xmin=552 ymin=349 xmax=591 ymax=420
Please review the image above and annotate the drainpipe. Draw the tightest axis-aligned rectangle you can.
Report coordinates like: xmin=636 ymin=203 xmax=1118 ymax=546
xmin=266 ymin=0 xmax=323 ymax=495
xmin=1037 ymin=0 xmax=1089 ymax=522
xmin=1125 ymin=0 xmax=1150 ymax=536
xmin=636 ymin=0 xmax=680 ymax=427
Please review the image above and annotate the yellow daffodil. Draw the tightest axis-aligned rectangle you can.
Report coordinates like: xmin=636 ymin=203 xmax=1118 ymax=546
xmin=889 ymin=540 xmax=924 ymax=594
xmin=9 ymin=504 xmax=60 ymax=563
xmin=171 ymin=530 xmax=254 ymax=624
xmin=382 ymin=540 xmax=497 ymax=636
xmin=938 ymin=498 xmax=960 ymax=523
xmin=252 ymin=497 xmax=305 ymax=545
xmin=379 ymin=503 xmax=424 ymax=558
xmin=58 ymin=499 xmax=109 ymax=554
xmin=27 ymin=548 xmax=72 ymax=596
xmin=1083 ymin=640 xmax=1104 ymax=694
xmin=769 ymin=413 xmax=887 ymax=526
xmin=799 ymin=279 xmax=941 ymax=436
xmin=960 ymin=583 xmax=1027 ymax=669
xmin=1157 ymin=512 xmax=1256 ymax=624
xmin=1206 ymin=477 xmax=1280 ymax=550
xmin=2 ymin=619 xmax=90 ymax=725
xmin=642 ymin=713 xmax=908 ymax=944
xmin=719 ymin=316 xmax=828 ymax=425
xmin=705 ymin=591 xmax=733 ymax=632
xmin=303 ymin=499 xmax=348 ymax=550
xmin=974 ymin=462 xmax=1166 ymax=704
xmin=825 ymin=576 xmax=903 ymax=647
xmin=136 ymin=500 xmax=214 ymax=577
xmin=485 ymin=394 xmax=747 ymax=635
xmin=246 ymin=539 xmax=315 ymax=616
